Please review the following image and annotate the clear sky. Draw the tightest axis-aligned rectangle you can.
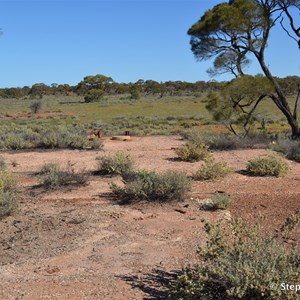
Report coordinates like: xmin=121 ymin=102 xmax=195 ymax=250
xmin=0 ymin=0 xmax=299 ymax=88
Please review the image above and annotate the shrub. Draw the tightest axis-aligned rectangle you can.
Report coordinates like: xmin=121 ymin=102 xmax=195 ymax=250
xmin=84 ymin=89 xmax=105 ymax=103
xmin=246 ymin=154 xmax=289 ymax=177
xmin=175 ymin=142 xmax=210 ymax=162
xmin=111 ymin=170 xmax=192 ymax=203
xmin=182 ymin=130 xmax=271 ymax=151
xmin=210 ymin=192 xmax=232 ymax=210
xmin=96 ymin=151 xmax=134 ymax=176
xmin=39 ymin=162 xmax=89 ymax=190
xmin=169 ymin=218 xmax=300 ymax=300
xmin=0 ymin=157 xmax=6 ymax=170
xmin=271 ymin=139 xmax=300 ymax=162
xmin=194 ymin=157 xmax=231 ymax=181
xmin=0 ymin=170 xmax=19 ymax=219
xmin=30 ymin=100 xmax=43 ymax=114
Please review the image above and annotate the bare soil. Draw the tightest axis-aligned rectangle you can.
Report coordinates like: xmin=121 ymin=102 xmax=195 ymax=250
xmin=0 ymin=135 xmax=299 ymax=300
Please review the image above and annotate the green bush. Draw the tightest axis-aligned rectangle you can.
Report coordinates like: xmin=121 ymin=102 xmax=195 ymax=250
xmin=182 ymin=130 xmax=271 ymax=151
xmin=0 ymin=170 xmax=19 ymax=219
xmin=210 ymin=192 xmax=232 ymax=210
xmin=169 ymin=218 xmax=300 ymax=300
xmin=96 ymin=151 xmax=134 ymax=176
xmin=84 ymin=89 xmax=105 ymax=103
xmin=194 ymin=157 xmax=231 ymax=181
xmin=271 ymin=139 xmax=300 ymax=162
xmin=39 ymin=162 xmax=89 ymax=190
xmin=246 ymin=154 xmax=289 ymax=177
xmin=111 ymin=170 xmax=191 ymax=203
xmin=175 ymin=142 xmax=210 ymax=162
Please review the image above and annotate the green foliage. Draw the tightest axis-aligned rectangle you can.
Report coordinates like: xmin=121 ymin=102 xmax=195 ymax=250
xmin=183 ymin=130 xmax=272 ymax=151
xmin=194 ymin=157 xmax=231 ymax=181
xmin=170 ymin=217 xmax=300 ymax=300
xmin=111 ymin=170 xmax=192 ymax=203
xmin=0 ymin=170 xmax=19 ymax=219
xmin=210 ymin=192 xmax=232 ymax=210
xmin=271 ymin=139 xmax=300 ymax=162
xmin=39 ymin=162 xmax=89 ymax=190
xmin=130 ymin=87 xmax=141 ymax=100
xmin=0 ymin=124 xmax=103 ymax=150
xmin=246 ymin=154 xmax=289 ymax=177
xmin=84 ymin=89 xmax=105 ymax=103
xmin=96 ymin=151 xmax=134 ymax=176
xmin=175 ymin=142 xmax=210 ymax=162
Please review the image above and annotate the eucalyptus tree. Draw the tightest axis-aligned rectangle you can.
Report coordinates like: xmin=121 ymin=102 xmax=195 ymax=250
xmin=188 ymin=0 xmax=300 ymax=138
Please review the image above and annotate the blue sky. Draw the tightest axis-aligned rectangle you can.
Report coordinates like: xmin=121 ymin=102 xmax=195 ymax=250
xmin=0 ymin=0 xmax=299 ymax=88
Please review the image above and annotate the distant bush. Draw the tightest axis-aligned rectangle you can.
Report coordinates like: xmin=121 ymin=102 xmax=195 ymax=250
xmin=175 ymin=142 xmax=210 ymax=162
xmin=271 ymin=139 xmax=300 ymax=162
xmin=169 ymin=218 xmax=300 ymax=300
xmin=30 ymin=100 xmax=43 ymax=114
xmin=182 ymin=130 xmax=271 ymax=151
xmin=39 ymin=162 xmax=89 ymax=190
xmin=194 ymin=157 xmax=231 ymax=181
xmin=130 ymin=87 xmax=141 ymax=100
xmin=0 ymin=170 xmax=19 ymax=219
xmin=0 ymin=124 xmax=103 ymax=150
xmin=111 ymin=170 xmax=191 ymax=203
xmin=84 ymin=89 xmax=105 ymax=103
xmin=96 ymin=151 xmax=134 ymax=176
xmin=246 ymin=154 xmax=289 ymax=177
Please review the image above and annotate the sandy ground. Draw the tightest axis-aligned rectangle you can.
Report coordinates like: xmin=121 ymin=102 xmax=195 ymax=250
xmin=0 ymin=135 xmax=299 ymax=299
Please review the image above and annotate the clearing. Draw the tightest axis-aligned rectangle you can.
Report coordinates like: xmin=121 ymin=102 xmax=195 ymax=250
xmin=0 ymin=135 xmax=299 ymax=299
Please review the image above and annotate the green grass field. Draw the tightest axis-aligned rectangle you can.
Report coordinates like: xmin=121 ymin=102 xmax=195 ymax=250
xmin=0 ymin=93 xmax=295 ymax=134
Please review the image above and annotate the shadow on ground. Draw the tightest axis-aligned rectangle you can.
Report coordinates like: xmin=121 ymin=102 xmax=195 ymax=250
xmin=118 ymin=268 xmax=180 ymax=299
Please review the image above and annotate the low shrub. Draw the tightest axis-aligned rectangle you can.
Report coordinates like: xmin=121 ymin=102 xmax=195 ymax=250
xmin=175 ymin=142 xmax=210 ymax=162
xmin=30 ymin=100 xmax=43 ymax=114
xmin=0 ymin=170 xmax=19 ymax=219
xmin=39 ymin=162 xmax=89 ymax=190
xmin=271 ymin=139 xmax=300 ymax=162
xmin=246 ymin=154 xmax=289 ymax=177
xmin=111 ymin=170 xmax=191 ymax=203
xmin=96 ymin=151 xmax=134 ymax=176
xmin=0 ymin=157 xmax=6 ymax=170
xmin=182 ymin=130 xmax=271 ymax=151
xmin=194 ymin=157 xmax=231 ymax=181
xmin=210 ymin=192 xmax=232 ymax=210
xmin=169 ymin=218 xmax=300 ymax=300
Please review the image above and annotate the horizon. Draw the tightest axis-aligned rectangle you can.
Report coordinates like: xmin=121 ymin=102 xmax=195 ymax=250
xmin=0 ymin=0 xmax=299 ymax=88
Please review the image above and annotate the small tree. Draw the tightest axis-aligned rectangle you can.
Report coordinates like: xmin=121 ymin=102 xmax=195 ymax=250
xmin=84 ymin=89 xmax=105 ymax=103
xmin=188 ymin=0 xmax=300 ymax=138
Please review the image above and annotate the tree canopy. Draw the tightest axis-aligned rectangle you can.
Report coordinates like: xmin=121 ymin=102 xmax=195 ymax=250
xmin=188 ymin=0 xmax=300 ymax=138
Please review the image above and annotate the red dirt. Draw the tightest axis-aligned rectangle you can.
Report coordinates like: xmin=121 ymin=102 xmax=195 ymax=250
xmin=0 ymin=135 xmax=299 ymax=299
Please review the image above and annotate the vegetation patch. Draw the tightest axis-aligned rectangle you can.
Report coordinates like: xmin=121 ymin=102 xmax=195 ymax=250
xmin=271 ymin=139 xmax=300 ymax=162
xmin=193 ymin=157 xmax=231 ymax=181
xmin=169 ymin=218 xmax=300 ymax=300
xmin=175 ymin=142 xmax=210 ymax=162
xmin=39 ymin=162 xmax=89 ymax=190
xmin=246 ymin=154 xmax=289 ymax=177
xmin=111 ymin=170 xmax=191 ymax=203
xmin=0 ymin=170 xmax=19 ymax=219
xmin=96 ymin=151 xmax=135 ymax=176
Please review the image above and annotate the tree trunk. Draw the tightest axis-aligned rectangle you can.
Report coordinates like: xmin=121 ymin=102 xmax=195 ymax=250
xmin=256 ymin=53 xmax=300 ymax=139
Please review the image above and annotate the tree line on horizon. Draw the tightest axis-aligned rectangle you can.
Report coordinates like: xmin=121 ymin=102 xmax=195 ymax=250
xmin=0 ymin=74 xmax=299 ymax=100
